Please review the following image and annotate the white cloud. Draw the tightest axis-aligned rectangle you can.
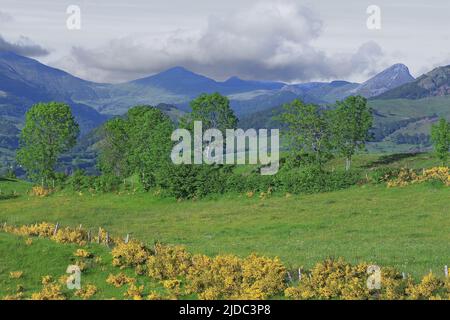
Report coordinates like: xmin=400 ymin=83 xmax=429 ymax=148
xmin=54 ymin=0 xmax=385 ymax=83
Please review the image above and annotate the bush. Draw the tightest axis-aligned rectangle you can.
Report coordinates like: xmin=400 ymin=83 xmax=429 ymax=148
xmin=66 ymin=169 xmax=93 ymax=191
xmin=92 ymin=174 xmax=122 ymax=193
xmin=146 ymin=243 xmax=192 ymax=280
xmin=185 ymin=254 xmax=286 ymax=300
xmin=278 ymin=166 xmax=362 ymax=194
xmin=111 ymin=240 xmax=150 ymax=268
xmin=164 ymin=165 xmax=228 ymax=199
xmin=225 ymin=173 xmax=279 ymax=193
xmin=367 ymin=167 xmax=401 ymax=184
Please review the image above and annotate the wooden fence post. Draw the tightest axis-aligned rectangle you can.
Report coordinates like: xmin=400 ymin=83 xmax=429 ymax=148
xmin=287 ymin=272 xmax=293 ymax=283
xmin=53 ymin=222 xmax=59 ymax=236
xmin=125 ymin=234 xmax=129 ymax=244
xmin=97 ymin=228 xmax=101 ymax=244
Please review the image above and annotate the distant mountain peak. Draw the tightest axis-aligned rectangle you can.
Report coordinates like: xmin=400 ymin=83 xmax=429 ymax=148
xmin=352 ymin=63 xmax=415 ymax=98
xmin=160 ymin=66 xmax=194 ymax=74
xmin=375 ymin=64 xmax=450 ymax=100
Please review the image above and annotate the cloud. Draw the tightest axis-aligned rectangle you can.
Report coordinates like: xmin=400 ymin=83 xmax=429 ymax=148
xmin=0 ymin=11 xmax=13 ymax=24
xmin=55 ymin=0 xmax=385 ymax=83
xmin=0 ymin=35 xmax=50 ymax=57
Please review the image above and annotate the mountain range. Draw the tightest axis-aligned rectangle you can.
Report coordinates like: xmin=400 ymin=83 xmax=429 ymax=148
xmin=1 ymin=50 xmax=450 ymax=169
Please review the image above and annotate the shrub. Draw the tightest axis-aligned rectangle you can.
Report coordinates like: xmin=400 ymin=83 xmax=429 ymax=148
xmin=387 ymin=167 xmax=449 ymax=187
xmin=147 ymin=243 xmax=192 ymax=280
xmin=185 ymin=253 xmax=287 ymax=300
xmin=164 ymin=165 xmax=228 ymax=199
xmin=66 ymin=169 xmax=93 ymax=191
xmin=284 ymin=258 xmax=371 ymax=300
xmin=30 ymin=186 xmax=53 ymax=197
xmin=406 ymin=272 xmax=443 ymax=299
xmin=367 ymin=167 xmax=401 ymax=184
xmin=111 ymin=240 xmax=150 ymax=268
xmin=92 ymin=174 xmax=122 ymax=193
xmin=225 ymin=173 xmax=279 ymax=193
xmin=75 ymin=284 xmax=97 ymax=300
xmin=31 ymin=277 xmax=66 ymax=300
xmin=106 ymin=273 xmax=136 ymax=288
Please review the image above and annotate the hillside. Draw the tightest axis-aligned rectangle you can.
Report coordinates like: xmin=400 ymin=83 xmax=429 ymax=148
xmin=375 ymin=65 xmax=450 ymax=100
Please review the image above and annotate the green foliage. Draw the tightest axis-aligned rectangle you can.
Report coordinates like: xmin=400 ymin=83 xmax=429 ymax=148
xmin=278 ymin=166 xmax=361 ymax=194
xmin=66 ymin=169 xmax=92 ymax=192
xmin=16 ymin=102 xmax=79 ymax=185
xmin=126 ymin=107 xmax=175 ymax=190
xmin=430 ymin=118 xmax=450 ymax=165
xmin=280 ymin=99 xmax=332 ymax=168
xmin=98 ymin=118 xmax=129 ymax=177
xmin=164 ymin=165 xmax=229 ymax=199
xmin=98 ymin=106 xmax=174 ymax=190
xmin=225 ymin=172 xmax=278 ymax=193
xmin=330 ymin=96 xmax=373 ymax=171
xmin=367 ymin=167 xmax=402 ymax=184
xmin=182 ymin=93 xmax=238 ymax=132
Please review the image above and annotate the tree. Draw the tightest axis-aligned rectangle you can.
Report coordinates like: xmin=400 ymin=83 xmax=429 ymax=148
xmin=182 ymin=93 xmax=238 ymax=132
xmin=330 ymin=96 xmax=373 ymax=171
xmin=126 ymin=106 xmax=174 ymax=189
xmin=98 ymin=106 xmax=174 ymax=190
xmin=280 ymin=99 xmax=332 ymax=168
xmin=431 ymin=118 xmax=450 ymax=165
xmin=98 ymin=117 xmax=129 ymax=177
xmin=16 ymin=102 xmax=79 ymax=184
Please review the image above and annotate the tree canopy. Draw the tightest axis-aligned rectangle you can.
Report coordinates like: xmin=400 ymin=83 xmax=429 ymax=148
xmin=16 ymin=102 xmax=79 ymax=184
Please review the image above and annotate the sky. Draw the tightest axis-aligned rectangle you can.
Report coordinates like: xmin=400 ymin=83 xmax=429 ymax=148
xmin=0 ymin=0 xmax=449 ymax=84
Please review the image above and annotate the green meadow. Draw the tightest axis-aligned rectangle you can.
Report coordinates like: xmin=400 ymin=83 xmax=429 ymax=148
xmin=1 ymin=153 xmax=449 ymax=283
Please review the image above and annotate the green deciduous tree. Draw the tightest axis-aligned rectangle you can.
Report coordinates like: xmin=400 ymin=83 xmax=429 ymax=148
xmin=431 ymin=118 xmax=450 ymax=165
xmin=182 ymin=93 xmax=238 ymax=132
xmin=16 ymin=102 xmax=79 ymax=184
xmin=98 ymin=117 xmax=129 ymax=177
xmin=98 ymin=106 xmax=174 ymax=190
xmin=330 ymin=96 xmax=373 ymax=171
xmin=280 ymin=99 xmax=332 ymax=169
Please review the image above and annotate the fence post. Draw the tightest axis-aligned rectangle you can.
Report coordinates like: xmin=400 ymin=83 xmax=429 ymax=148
xmin=87 ymin=230 xmax=91 ymax=243
xmin=445 ymin=265 xmax=448 ymax=278
xmin=53 ymin=222 xmax=59 ymax=236
xmin=287 ymin=272 xmax=293 ymax=283
xmin=298 ymin=268 xmax=302 ymax=281
xmin=97 ymin=228 xmax=101 ymax=244
xmin=125 ymin=234 xmax=129 ymax=244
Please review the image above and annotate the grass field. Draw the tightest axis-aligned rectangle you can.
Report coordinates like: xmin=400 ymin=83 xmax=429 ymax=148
xmin=1 ymin=172 xmax=449 ymax=280
xmin=0 ymin=232 xmax=168 ymax=299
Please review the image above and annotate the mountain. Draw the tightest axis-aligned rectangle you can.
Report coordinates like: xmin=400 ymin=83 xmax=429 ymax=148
xmin=0 ymin=51 xmax=108 ymax=132
xmin=351 ymin=63 xmax=414 ymax=98
xmin=278 ymin=64 xmax=414 ymax=103
xmin=131 ymin=66 xmax=220 ymax=96
xmin=375 ymin=65 xmax=450 ymax=100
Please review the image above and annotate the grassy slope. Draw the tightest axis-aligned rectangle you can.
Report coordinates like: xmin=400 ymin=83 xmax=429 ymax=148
xmin=0 ymin=232 xmax=169 ymax=299
xmin=1 ymin=181 xmax=449 ymax=278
